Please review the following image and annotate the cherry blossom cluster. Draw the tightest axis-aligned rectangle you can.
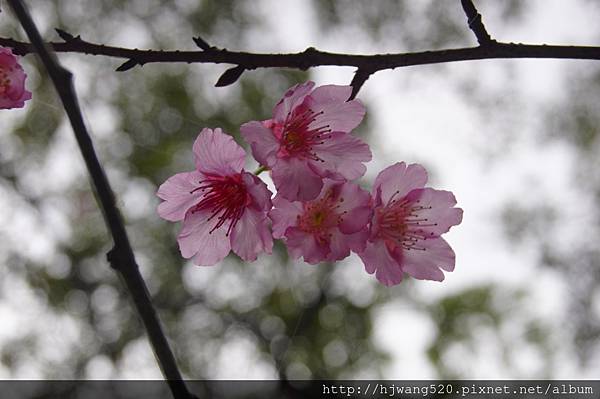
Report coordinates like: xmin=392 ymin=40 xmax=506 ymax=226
xmin=158 ymin=81 xmax=463 ymax=286
xmin=0 ymin=47 xmax=31 ymax=109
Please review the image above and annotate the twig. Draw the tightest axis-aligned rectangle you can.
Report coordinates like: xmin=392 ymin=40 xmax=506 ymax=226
xmin=0 ymin=34 xmax=600 ymax=96
xmin=460 ymin=0 xmax=494 ymax=46
xmin=5 ymin=1 xmax=194 ymax=398
xmin=2 ymin=35 xmax=599 ymax=69
xmin=2 ymin=35 xmax=600 ymax=92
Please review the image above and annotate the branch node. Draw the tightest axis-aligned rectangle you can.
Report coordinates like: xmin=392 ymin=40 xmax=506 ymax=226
xmin=55 ymin=28 xmax=81 ymax=43
xmin=106 ymin=246 xmax=121 ymax=270
xmin=193 ymin=35 xmax=215 ymax=51
xmin=460 ymin=0 xmax=494 ymax=46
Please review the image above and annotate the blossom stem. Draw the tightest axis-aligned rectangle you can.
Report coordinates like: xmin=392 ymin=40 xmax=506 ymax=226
xmin=254 ymin=165 xmax=269 ymax=175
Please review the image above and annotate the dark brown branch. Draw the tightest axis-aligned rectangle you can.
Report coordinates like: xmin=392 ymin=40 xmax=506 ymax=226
xmin=460 ymin=0 xmax=494 ymax=46
xmin=6 ymin=1 xmax=194 ymax=398
xmin=2 ymin=35 xmax=600 ymax=74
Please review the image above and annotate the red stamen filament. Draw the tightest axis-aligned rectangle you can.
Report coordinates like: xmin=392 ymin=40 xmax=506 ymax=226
xmin=378 ymin=192 xmax=436 ymax=251
xmin=280 ymin=108 xmax=332 ymax=161
xmin=189 ymin=174 xmax=249 ymax=236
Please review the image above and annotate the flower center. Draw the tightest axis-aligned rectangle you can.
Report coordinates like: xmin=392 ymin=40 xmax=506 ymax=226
xmin=297 ymin=189 xmax=346 ymax=242
xmin=277 ymin=105 xmax=331 ymax=161
xmin=189 ymin=173 xmax=250 ymax=236
xmin=376 ymin=191 xmax=437 ymax=251
xmin=0 ymin=66 xmax=11 ymax=96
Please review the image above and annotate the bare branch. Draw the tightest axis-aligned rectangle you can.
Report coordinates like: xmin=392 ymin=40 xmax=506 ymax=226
xmin=2 ymin=35 xmax=600 ymax=90
xmin=460 ymin=0 xmax=494 ymax=46
xmin=6 ymin=1 xmax=194 ymax=398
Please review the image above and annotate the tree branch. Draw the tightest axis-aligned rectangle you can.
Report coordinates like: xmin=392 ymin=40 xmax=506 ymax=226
xmin=2 ymin=35 xmax=600 ymax=87
xmin=6 ymin=1 xmax=194 ymax=398
xmin=460 ymin=0 xmax=494 ymax=46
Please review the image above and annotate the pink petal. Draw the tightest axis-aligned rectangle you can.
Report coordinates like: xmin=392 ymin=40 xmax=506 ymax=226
xmin=334 ymin=182 xmax=372 ymax=234
xmin=402 ymin=237 xmax=455 ymax=281
xmin=285 ymin=227 xmax=329 ymax=264
xmin=157 ymin=171 xmax=204 ymax=222
xmin=405 ymin=188 xmax=463 ymax=236
xmin=242 ymin=172 xmax=272 ymax=212
xmin=272 ymin=157 xmax=323 ymax=201
xmin=240 ymin=121 xmax=279 ymax=167
xmin=0 ymin=49 xmax=31 ymax=109
xmin=329 ymin=229 xmax=369 ymax=261
xmin=0 ymin=49 xmax=17 ymax=67
xmin=230 ymin=209 xmax=273 ymax=261
xmin=308 ymin=84 xmax=352 ymax=103
xmin=310 ymin=132 xmax=372 ymax=180
xmin=374 ymin=162 xmax=428 ymax=205
xmin=269 ymin=195 xmax=303 ymax=239
xmin=273 ymin=81 xmax=315 ymax=123
xmin=192 ymin=128 xmax=245 ymax=175
xmin=358 ymin=240 xmax=404 ymax=286
xmin=177 ymin=210 xmax=231 ymax=266
xmin=339 ymin=206 xmax=372 ymax=235
xmin=307 ymin=97 xmax=366 ymax=134
xmin=327 ymin=229 xmax=352 ymax=262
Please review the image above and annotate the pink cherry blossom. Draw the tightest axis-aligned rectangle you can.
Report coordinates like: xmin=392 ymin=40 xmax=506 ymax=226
xmin=270 ymin=179 xmax=372 ymax=264
xmin=358 ymin=162 xmax=463 ymax=286
xmin=157 ymin=128 xmax=273 ymax=266
xmin=241 ymin=81 xmax=371 ymax=201
xmin=0 ymin=47 xmax=32 ymax=109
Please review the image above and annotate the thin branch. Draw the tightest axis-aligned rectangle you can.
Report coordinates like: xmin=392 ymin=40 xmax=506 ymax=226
xmin=460 ymin=0 xmax=494 ymax=46
xmin=6 ymin=1 xmax=194 ymax=398
xmin=2 ymin=35 xmax=600 ymax=82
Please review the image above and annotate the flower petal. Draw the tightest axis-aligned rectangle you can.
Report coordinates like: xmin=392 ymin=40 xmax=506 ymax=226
xmin=0 ymin=48 xmax=31 ymax=109
xmin=157 ymin=171 xmax=204 ymax=222
xmin=374 ymin=162 xmax=428 ymax=205
xmin=192 ymin=128 xmax=245 ymax=175
xmin=334 ymin=182 xmax=372 ymax=234
xmin=405 ymin=188 xmax=463 ymax=236
xmin=304 ymin=84 xmax=366 ymax=133
xmin=310 ymin=132 xmax=372 ymax=180
xmin=308 ymin=84 xmax=352 ymax=103
xmin=327 ymin=229 xmax=352 ymax=262
xmin=402 ymin=237 xmax=455 ymax=281
xmin=242 ymin=172 xmax=272 ymax=212
xmin=269 ymin=194 xmax=303 ymax=239
xmin=308 ymin=98 xmax=366 ymax=134
xmin=272 ymin=157 xmax=323 ymax=201
xmin=177 ymin=209 xmax=231 ymax=266
xmin=231 ymin=209 xmax=273 ymax=261
xmin=285 ymin=227 xmax=329 ymax=264
xmin=240 ymin=121 xmax=279 ymax=167
xmin=0 ymin=49 xmax=18 ymax=67
xmin=273 ymin=81 xmax=315 ymax=123
xmin=329 ymin=229 xmax=368 ymax=261
xmin=358 ymin=240 xmax=404 ymax=286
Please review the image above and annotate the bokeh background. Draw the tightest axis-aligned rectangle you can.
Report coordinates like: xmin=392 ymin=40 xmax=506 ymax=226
xmin=1 ymin=0 xmax=600 ymax=380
